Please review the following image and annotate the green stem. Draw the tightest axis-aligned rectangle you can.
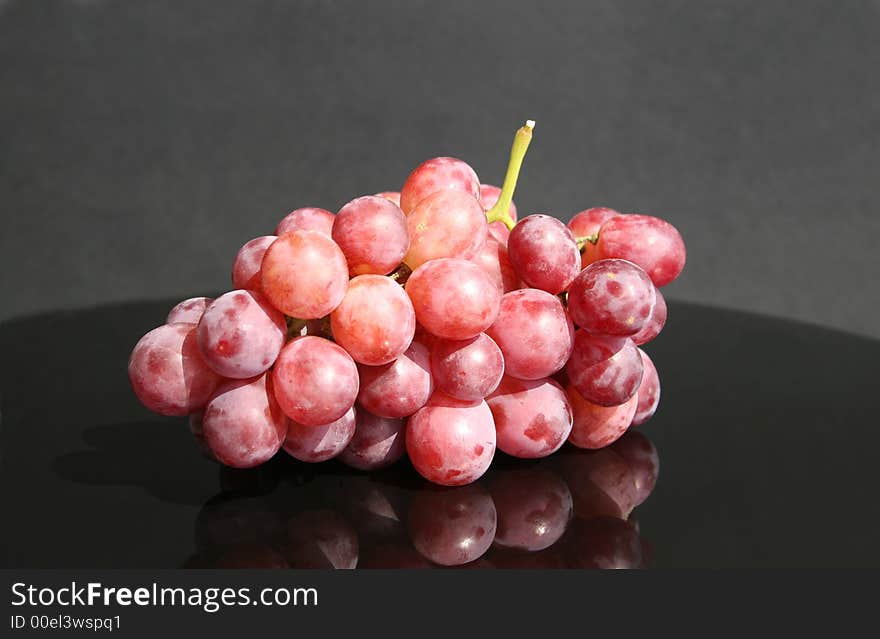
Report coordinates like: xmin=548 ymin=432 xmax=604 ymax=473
xmin=486 ymin=120 xmax=535 ymax=230
xmin=575 ymin=233 xmax=599 ymax=251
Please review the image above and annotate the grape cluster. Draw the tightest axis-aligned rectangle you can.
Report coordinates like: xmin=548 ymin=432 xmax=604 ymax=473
xmin=129 ymin=121 xmax=685 ymax=486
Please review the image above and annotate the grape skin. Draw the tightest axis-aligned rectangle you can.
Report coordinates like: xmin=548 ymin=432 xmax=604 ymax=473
xmin=566 ymin=385 xmax=639 ymax=449
xmin=485 ymin=288 xmax=574 ymax=380
xmin=478 ymin=183 xmax=518 ymax=221
xmin=202 ymin=374 xmax=288 ymax=469
xmin=488 ymin=468 xmax=572 ymax=551
xmin=431 ymin=333 xmax=504 ymax=401
xmin=595 ymin=214 xmax=686 ymax=287
xmin=631 ymin=287 xmax=667 ymax=346
xmin=567 ymin=207 xmax=621 ymax=269
xmin=167 ymin=297 xmax=213 ymax=324
xmin=611 ymin=430 xmax=659 ymax=507
xmin=356 ymin=340 xmax=433 ymax=418
xmin=283 ymin=406 xmax=356 ymax=463
xmin=275 ymin=207 xmax=335 ymax=237
xmin=405 ymin=258 xmax=501 ymax=340
xmin=231 ymin=235 xmax=276 ymax=292
xmin=128 ymin=323 xmax=221 ymax=416
xmin=374 ymin=191 xmax=401 ymax=206
xmin=260 ymin=230 xmax=349 ymax=319
xmin=338 ymin=409 xmax=407 ymax=471
xmin=406 ymin=392 xmax=496 ymax=486
xmin=508 ymin=215 xmax=581 ymax=294
xmin=330 ymin=274 xmax=416 ymax=366
xmin=332 ymin=195 xmax=409 ymax=276
xmin=632 ymin=348 xmax=660 ymax=425
xmin=567 ymin=258 xmax=656 ymax=337
xmin=469 ymin=237 xmax=520 ymax=294
xmin=566 ymin=331 xmax=643 ymax=407
xmin=196 ymin=290 xmax=287 ymax=379
xmin=486 ymin=376 xmax=573 ymax=459
xmin=402 ymin=190 xmax=488 ymax=270
xmin=555 ymin=447 xmax=640 ymax=520
xmin=399 ymin=156 xmax=480 ymax=215
xmin=272 ymin=336 xmax=359 ymax=426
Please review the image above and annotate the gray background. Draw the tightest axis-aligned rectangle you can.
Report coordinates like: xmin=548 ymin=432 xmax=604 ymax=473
xmin=1 ymin=0 xmax=878 ymax=338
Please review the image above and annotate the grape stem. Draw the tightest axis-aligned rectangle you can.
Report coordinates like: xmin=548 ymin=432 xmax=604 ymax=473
xmin=575 ymin=233 xmax=599 ymax=251
xmin=486 ymin=119 xmax=535 ymax=230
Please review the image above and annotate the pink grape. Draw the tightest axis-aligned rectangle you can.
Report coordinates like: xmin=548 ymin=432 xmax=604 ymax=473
xmin=631 ymin=287 xmax=667 ymax=345
xmin=166 ymin=297 xmax=212 ymax=324
xmin=488 ymin=221 xmax=510 ymax=245
xmin=486 ymin=376 xmax=573 ymax=458
xmin=407 ymin=484 xmax=497 ymax=566
xmin=128 ymin=323 xmax=221 ymax=416
xmin=431 ymin=333 xmax=504 ymax=401
xmin=568 ymin=259 xmax=656 ymax=337
xmin=405 ymin=258 xmax=501 ymax=340
xmin=283 ymin=408 xmax=356 ymax=463
xmin=202 ymin=374 xmax=288 ymax=468
xmin=231 ymin=235 xmax=276 ymax=292
xmin=595 ymin=214 xmax=686 ymax=287
xmin=197 ymin=290 xmax=286 ymax=379
xmin=406 ymin=392 xmax=496 ymax=486
xmin=403 ymin=190 xmax=488 ymax=269
xmin=330 ymin=275 xmax=416 ymax=366
xmin=567 ymin=207 xmax=621 ymax=268
xmin=488 ymin=469 xmax=572 ymax=551
xmin=470 ymin=237 xmax=520 ymax=294
xmin=566 ymin=385 xmax=639 ymax=449
xmin=272 ymin=336 xmax=359 ymax=426
xmin=485 ymin=288 xmax=574 ymax=380
xmin=260 ymin=231 xmax=349 ymax=319
xmin=357 ymin=340 xmax=433 ymax=418
xmin=338 ymin=409 xmax=407 ymax=471
xmin=478 ymin=183 xmax=518 ymax=221
xmin=332 ymin=195 xmax=409 ymax=276
xmin=276 ymin=207 xmax=335 ymax=237
xmin=611 ymin=430 xmax=660 ymax=506
xmin=632 ymin=348 xmax=660 ymax=425
xmin=566 ymin=331 xmax=643 ymax=406
xmin=399 ymin=156 xmax=480 ymax=215
xmin=508 ymin=215 xmax=581 ymax=294
xmin=374 ymin=191 xmax=401 ymax=206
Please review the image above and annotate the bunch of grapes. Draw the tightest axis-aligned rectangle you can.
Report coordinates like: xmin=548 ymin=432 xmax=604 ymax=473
xmin=128 ymin=120 xmax=685 ymax=486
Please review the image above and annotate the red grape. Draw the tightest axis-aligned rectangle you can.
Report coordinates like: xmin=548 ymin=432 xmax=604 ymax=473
xmin=567 ymin=207 xmax=621 ymax=268
xmin=202 ymin=374 xmax=288 ymax=468
xmin=508 ymin=214 xmax=580 ymax=294
xmin=488 ymin=221 xmax=510 ymax=245
xmin=272 ymin=336 xmax=359 ymax=426
xmin=403 ymin=190 xmax=488 ymax=269
xmin=338 ymin=409 xmax=407 ymax=471
xmin=405 ymin=258 xmax=501 ymax=340
xmin=283 ymin=406 xmax=356 ymax=463
xmin=332 ymin=195 xmax=409 ymax=276
xmin=470 ymin=237 xmax=520 ymax=294
xmin=406 ymin=392 xmax=496 ymax=486
xmin=485 ymin=288 xmax=574 ymax=380
xmin=631 ymin=286 xmax=667 ymax=345
xmin=167 ymin=297 xmax=212 ymax=324
xmin=556 ymin=447 xmax=639 ymax=520
xmin=275 ymin=207 xmax=335 ymax=237
xmin=478 ymin=183 xmax=518 ymax=221
xmin=399 ymin=156 xmax=480 ymax=215
xmin=260 ymin=231 xmax=349 ymax=319
xmin=611 ymin=430 xmax=659 ymax=507
xmin=486 ymin=376 xmax=573 ymax=458
xmin=356 ymin=340 xmax=433 ymax=418
xmin=488 ymin=468 xmax=572 ymax=551
xmin=374 ymin=191 xmax=401 ymax=206
xmin=330 ymin=274 xmax=416 ymax=365
xmin=632 ymin=348 xmax=660 ymax=425
xmin=568 ymin=258 xmax=656 ymax=337
xmin=431 ymin=333 xmax=504 ymax=401
xmin=566 ymin=385 xmax=639 ymax=449
xmin=128 ymin=323 xmax=221 ymax=416
xmin=595 ymin=214 xmax=686 ymax=287
xmin=566 ymin=331 xmax=643 ymax=406
xmin=197 ymin=290 xmax=286 ymax=378
xmin=231 ymin=235 xmax=276 ymax=293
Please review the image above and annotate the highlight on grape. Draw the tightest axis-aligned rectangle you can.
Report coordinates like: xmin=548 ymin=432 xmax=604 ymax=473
xmin=129 ymin=120 xmax=686 ymax=486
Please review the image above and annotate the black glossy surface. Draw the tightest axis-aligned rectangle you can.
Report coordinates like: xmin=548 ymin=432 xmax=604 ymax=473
xmin=0 ymin=299 xmax=876 ymax=567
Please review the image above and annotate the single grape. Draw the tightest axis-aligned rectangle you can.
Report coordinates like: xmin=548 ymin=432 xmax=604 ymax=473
xmin=566 ymin=331 xmax=643 ymax=406
xmin=431 ymin=333 xmax=504 ymax=401
xmin=631 ymin=286 xmax=667 ymax=345
xmin=485 ymin=288 xmax=574 ymax=380
xmin=405 ymin=258 xmax=501 ymax=340
xmin=486 ymin=376 xmax=573 ymax=458
xmin=338 ymin=409 xmax=407 ymax=471
xmin=568 ymin=258 xmax=656 ymax=337
xmin=202 ymin=374 xmax=288 ymax=469
xmin=406 ymin=392 xmax=496 ymax=486
xmin=399 ymin=156 xmax=480 ymax=215
xmin=357 ymin=340 xmax=433 ymax=418
xmin=555 ymin=447 xmax=639 ymax=520
xmin=272 ymin=336 xmax=359 ymax=426
xmin=470 ymin=237 xmax=520 ymax=294
xmin=167 ymin=297 xmax=212 ymax=324
xmin=260 ymin=230 xmax=349 ymax=319
xmin=566 ymin=385 xmax=639 ymax=449
xmin=488 ymin=468 xmax=572 ymax=552
xmin=374 ymin=191 xmax=401 ymax=206
xmin=329 ymin=274 xmax=416 ymax=366
xmin=128 ymin=323 xmax=221 ymax=416
xmin=508 ymin=214 xmax=580 ymax=294
xmin=403 ymin=190 xmax=488 ymax=269
xmin=478 ymin=183 xmax=518 ymax=221
xmin=282 ymin=510 xmax=359 ymax=569
xmin=407 ymin=484 xmax=497 ymax=566
xmin=332 ymin=195 xmax=409 ymax=276
xmin=283 ymin=406 xmax=356 ymax=463
xmin=567 ymin=207 xmax=621 ymax=268
xmin=231 ymin=235 xmax=276 ymax=292
xmin=488 ymin=221 xmax=510 ymax=245
xmin=196 ymin=289 xmax=286 ymax=379
xmin=595 ymin=214 xmax=686 ymax=287
xmin=611 ymin=430 xmax=659 ymax=507
xmin=632 ymin=348 xmax=660 ymax=425
xmin=276 ymin=207 xmax=335 ymax=237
